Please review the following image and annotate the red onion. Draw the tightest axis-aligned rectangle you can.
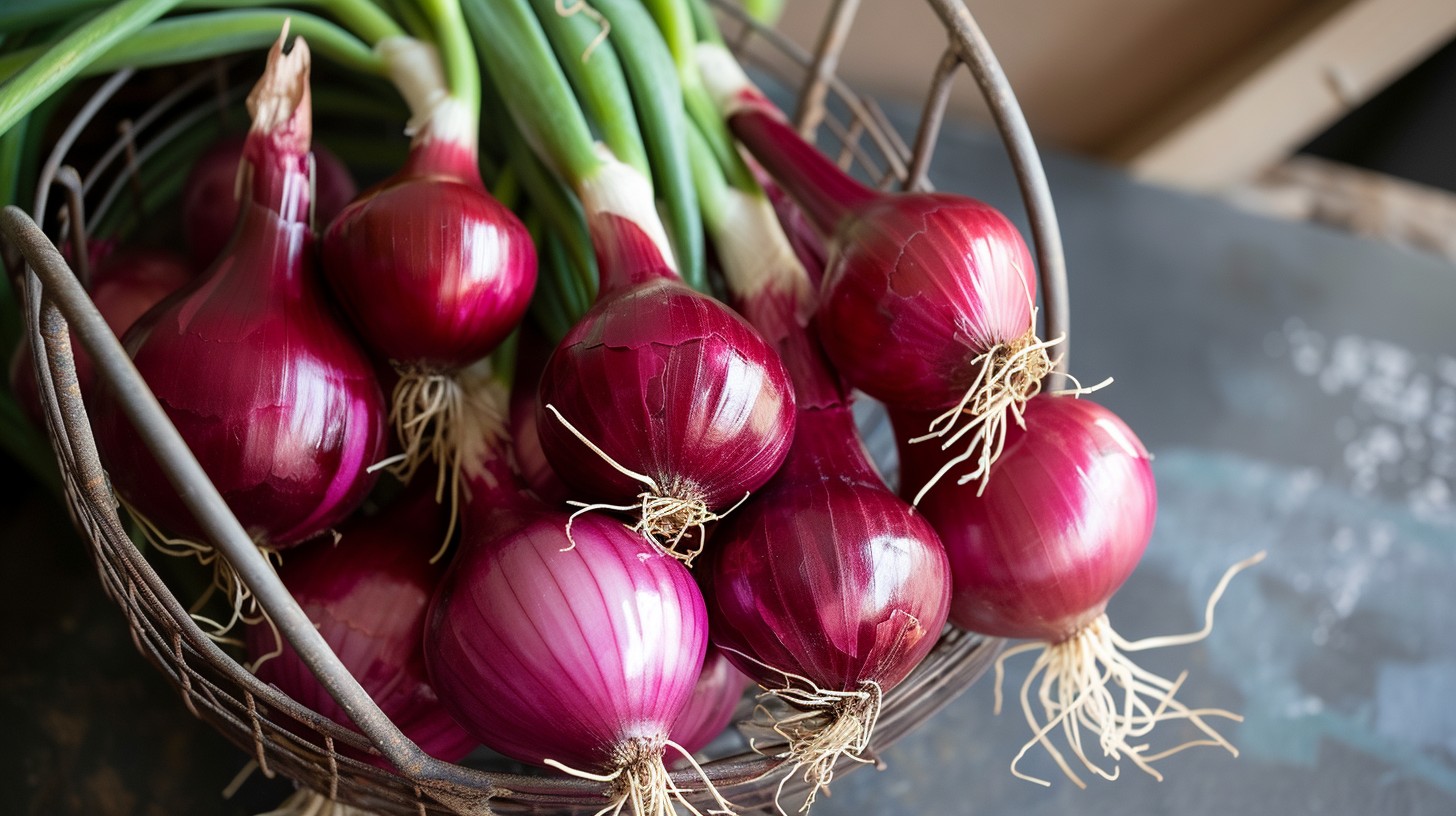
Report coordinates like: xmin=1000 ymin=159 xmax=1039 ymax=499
xmin=668 ymin=646 xmax=752 ymax=758
xmin=688 ymin=176 xmax=949 ymax=808
xmin=245 ymin=485 xmax=476 ymax=767
xmin=92 ymin=33 xmax=387 ymax=555
xmin=322 ymin=38 xmax=536 ymax=535
xmin=425 ymin=370 xmax=726 ymax=815
xmin=698 ymin=44 xmax=1056 ymax=503
xmin=183 ymin=133 xmax=356 ymax=268
xmin=702 ymin=403 xmax=949 ymax=807
xmin=535 ymin=157 xmax=795 ymax=561
xmin=10 ymin=244 xmax=193 ymax=427
xmin=896 ymin=394 xmax=1261 ymax=787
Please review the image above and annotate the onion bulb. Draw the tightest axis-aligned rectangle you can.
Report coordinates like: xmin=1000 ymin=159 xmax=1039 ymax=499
xmin=897 ymin=394 xmax=1262 ymax=787
xmin=91 ymin=31 xmax=387 ymax=632
xmin=425 ymin=365 xmax=731 ymax=816
xmin=697 ymin=43 xmax=1064 ymax=503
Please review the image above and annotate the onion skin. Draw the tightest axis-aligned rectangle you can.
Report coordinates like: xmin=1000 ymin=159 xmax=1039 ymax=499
xmin=427 ymin=496 xmax=708 ymax=770
xmin=702 ymin=52 xmax=1037 ymax=411
xmin=245 ymin=487 xmax=476 ymax=766
xmin=896 ymin=395 xmax=1155 ymax=642
xmin=183 ymin=134 xmax=356 ymax=268
xmin=321 ymin=138 xmax=536 ymax=371
xmin=9 ymin=245 xmax=194 ymax=427
xmin=815 ymin=194 xmax=1037 ymax=408
xmin=702 ymin=404 xmax=950 ymax=694
xmin=536 ymin=274 xmax=796 ymax=511
xmin=668 ymin=646 xmax=751 ymax=757
xmin=92 ymin=37 xmax=387 ymax=547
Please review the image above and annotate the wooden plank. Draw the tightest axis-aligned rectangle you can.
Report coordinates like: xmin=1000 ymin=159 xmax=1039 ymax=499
xmin=1115 ymin=0 xmax=1456 ymax=190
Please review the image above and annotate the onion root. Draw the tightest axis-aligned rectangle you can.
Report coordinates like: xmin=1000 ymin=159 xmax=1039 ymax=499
xmin=544 ymin=737 xmax=735 ymax=816
xmin=371 ymin=367 xmax=465 ymax=562
xmin=992 ymin=551 xmax=1267 ymax=787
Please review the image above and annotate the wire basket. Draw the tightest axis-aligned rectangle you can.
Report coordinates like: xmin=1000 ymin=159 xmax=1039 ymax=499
xmin=1 ymin=1 xmax=1067 ymax=813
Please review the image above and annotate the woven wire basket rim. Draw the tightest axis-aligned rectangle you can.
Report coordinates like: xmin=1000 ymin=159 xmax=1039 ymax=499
xmin=5 ymin=1 xmax=1067 ymax=812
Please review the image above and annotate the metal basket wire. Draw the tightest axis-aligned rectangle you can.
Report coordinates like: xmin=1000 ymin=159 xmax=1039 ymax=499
xmin=1 ymin=1 xmax=1067 ymax=813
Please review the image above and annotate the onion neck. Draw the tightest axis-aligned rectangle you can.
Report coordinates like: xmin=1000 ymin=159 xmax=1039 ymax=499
xmin=242 ymin=30 xmax=314 ymax=226
xmin=779 ymin=402 xmax=881 ymax=487
xmin=696 ymin=42 xmax=878 ymax=236
xmin=380 ymin=37 xmax=483 ymax=186
xmin=580 ymin=153 xmax=680 ymax=296
xmin=710 ymin=187 xmax=844 ymax=409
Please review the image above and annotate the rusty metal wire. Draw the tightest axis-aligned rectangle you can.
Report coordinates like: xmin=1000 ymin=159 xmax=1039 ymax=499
xmin=2 ymin=1 xmax=1071 ymax=812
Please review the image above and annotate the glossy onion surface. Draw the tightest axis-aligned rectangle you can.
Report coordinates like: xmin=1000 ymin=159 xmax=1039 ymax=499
xmin=322 ymin=143 xmax=536 ymax=370
xmin=816 ymin=194 xmax=1037 ymax=409
xmin=906 ymin=395 xmax=1157 ymax=642
xmin=536 ymin=277 xmax=796 ymax=508
xmin=246 ymin=488 xmax=475 ymax=765
xmin=427 ymin=509 xmax=708 ymax=770
xmin=702 ymin=406 xmax=950 ymax=694
xmin=94 ymin=120 xmax=387 ymax=547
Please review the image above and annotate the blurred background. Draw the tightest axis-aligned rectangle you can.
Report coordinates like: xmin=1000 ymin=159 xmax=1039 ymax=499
xmin=776 ymin=0 xmax=1456 ymax=257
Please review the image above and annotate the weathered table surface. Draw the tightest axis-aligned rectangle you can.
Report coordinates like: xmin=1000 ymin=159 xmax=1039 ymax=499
xmin=5 ymin=109 xmax=1455 ymax=815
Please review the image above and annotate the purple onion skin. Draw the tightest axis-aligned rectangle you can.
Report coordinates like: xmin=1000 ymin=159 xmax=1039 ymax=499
xmin=245 ymin=487 xmax=476 ymax=766
xmin=10 ymin=245 xmax=194 ymax=427
xmin=184 ymin=134 xmax=356 ymax=268
xmin=668 ymin=646 xmax=752 ymax=756
xmin=322 ymin=139 xmax=537 ymax=371
xmin=728 ymin=98 xmax=1037 ymax=410
xmin=536 ymin=262 xmax=796 ymax=509
xmin=702 ymin=404 xmax=950 ymax=694
xmin=92 ymin=60 xmax=387 ymax=548
xmin=427 ymin=499 xmax=708 ymax=770
xmin=896 ymin=396 xmax=1156 ymax=643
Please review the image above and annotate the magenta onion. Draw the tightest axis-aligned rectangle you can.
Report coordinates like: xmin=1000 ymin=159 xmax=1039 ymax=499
xmin=698 ymin=44 xmax=1054 ymax=503
xmin=668 ymin=646 xmax=752 ymax=758
xmin=426 ymin=370 xmax=723 ymax=815
xmin=322 ymin=39 xmax=536 ymax=526
xmin=183 ymin=134 xmax=356 ymax=267
xmin=535 ymin=158 xmax=795 ymax=561
xmin=702 ymin=403 xmax=949 ymax=806
xmin=10 ymin=244 xmax=193 ymax=427
xmin=245 ymin=485 xmax=476 ymax=767
xmin=896 ymin=394 xmax=1259 ymax=787
xmin=92 ymin=34 xmax=386 ymax=552
xmin=687 ymin=174 xmax=949 ymax=808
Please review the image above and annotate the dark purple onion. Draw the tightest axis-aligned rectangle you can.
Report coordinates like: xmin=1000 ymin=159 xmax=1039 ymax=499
xmin=537 ymin=274 xmax=796 ymax=515
xmin=895 ymin=395 xmax=1155 ymax=642
xmin=183 ymin=134 xmax=356 ymax=268
xmin=246 ymin=486 xmax=476 ymax=765
xmin=704 ymin=52 xmax=1039 ymax=411
xmin=321 ymin=136 xmax=535 ymax=372
xmin=703 ymin=404 xmax=950 ymax=694
xmin=91 ymin=36 xmax=387 ymax=547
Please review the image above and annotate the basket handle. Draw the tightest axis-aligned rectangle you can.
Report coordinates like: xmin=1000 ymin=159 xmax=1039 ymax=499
xmin=0 ymin=205 xmax=470 ymax=787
